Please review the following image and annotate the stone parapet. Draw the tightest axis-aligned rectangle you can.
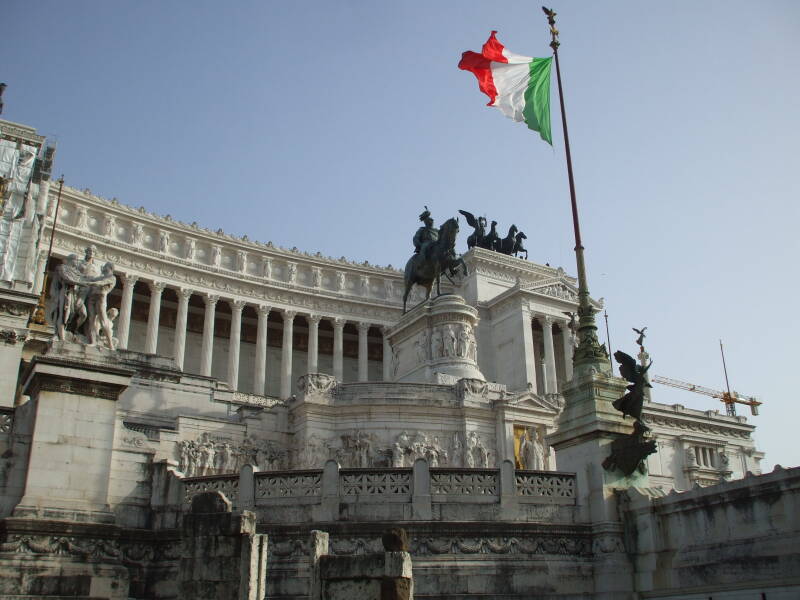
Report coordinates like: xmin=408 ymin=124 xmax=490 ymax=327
xmin=179 ymin=461 xmax=577 ymax=525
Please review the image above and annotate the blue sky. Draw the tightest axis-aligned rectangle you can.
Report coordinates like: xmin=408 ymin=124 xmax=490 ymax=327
xmin=4 ymin=1 xmax=799 ymax=469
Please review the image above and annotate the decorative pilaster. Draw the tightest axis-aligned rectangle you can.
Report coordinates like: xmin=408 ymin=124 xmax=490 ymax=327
xmin=523 ymin=312 xmax=539 ymax=393
xmin=200 ymin=294 xmax=219 ymax=377
xmin=228 ymin=300 xmax=245 ymax=391
xmin=280 ymin=310 xmax=296 ymax=398
xmin=541 ymin=315 xmax=556 ymax=394
xmin=382 ymin=327 xmax=392 ymax=381
xmin=307 ymin=314 xmax=321 ymax=374
xmin=144 ymin=281 xmax=165 ymax=355
xmin=254 ymin=305 xmax=270 ymax=395
xmin=173 ymin=287 xmax=192 ymax=370
xmin=117 ymin=273 xmax=138 ymax=350
xmin=332 ymin=318 xmax=345 ymax=381
xmin=357 ymin=321 xmax=370 ymax=382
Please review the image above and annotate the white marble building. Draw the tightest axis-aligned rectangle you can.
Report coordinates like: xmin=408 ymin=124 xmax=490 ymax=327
xmin=0 ymin=118 xmax=787 ymax=600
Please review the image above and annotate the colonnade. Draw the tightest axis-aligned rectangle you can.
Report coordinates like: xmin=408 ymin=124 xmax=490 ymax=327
xmin=528 ymin=313 xmax=574 ymax=395
xmin=114 ymin=274 xmax=390 ymax=397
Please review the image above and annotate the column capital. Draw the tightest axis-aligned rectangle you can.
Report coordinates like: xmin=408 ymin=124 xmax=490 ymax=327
xmin=357 ymin=321 xmax=371 ymax=333
xmin=282 ymin=308 xmax=297 ymax=321
xmin=204 ymin=293 xmax=219 ymax=307
xmin=148 ymin=280 xmax=166 ymax=294
xmin=119 ymin=272 xmax=139 ymax=287
xmin=307 ymin=313 xmax=322 ymax=325
xmin=177 ymin=287 xmax=193 ymax=302
xmin=231 ymin=299 xmax=246 ymax=312
xmin=332 ymin=317 xmax=346 ymax=330
xmin=257 ymin=304 xmax=271 ymax=318
xmin=537 ymin=314 xmax=553 ymax=327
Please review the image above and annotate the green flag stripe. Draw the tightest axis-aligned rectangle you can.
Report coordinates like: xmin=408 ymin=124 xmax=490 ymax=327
xmin=522 ymin=57 xmax=553 ymax=145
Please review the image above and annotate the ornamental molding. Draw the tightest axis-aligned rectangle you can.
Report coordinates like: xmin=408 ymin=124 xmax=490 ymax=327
xmin=0 ymin=533 xmax=178 ymax=563
xmin=465 ymin=247 xmax=562 ymax=281
xmin=266 ymin=532 xmax=593 ymax=559
xmin=502 ymin=390 xmax=563 ymax=414
xmin=27 ymin=376 xmax=124 ymax=401
xmin=640 ymin=412 xmax=751 ymax=440
xmin=54 ymin=185 xmax=403 ymax=275
xmin=51 ymin=231 xmax=401 ymax=324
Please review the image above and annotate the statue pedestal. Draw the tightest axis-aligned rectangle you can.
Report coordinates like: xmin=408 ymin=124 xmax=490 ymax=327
xmin=387 ymin=295 xmax=484 ymax=384
xmin=547 ymin=367 xmax=652 ymax=599
xmin=15 ymin=345 xmax=133 ymax=523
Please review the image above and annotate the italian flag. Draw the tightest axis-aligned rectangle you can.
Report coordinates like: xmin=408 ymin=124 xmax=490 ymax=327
xmin=459 ymin=31 xmax=553 ymax=145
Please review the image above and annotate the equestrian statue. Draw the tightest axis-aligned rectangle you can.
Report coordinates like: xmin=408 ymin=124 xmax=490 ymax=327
xmin=403 ymin=207 xmax=468 ymax=313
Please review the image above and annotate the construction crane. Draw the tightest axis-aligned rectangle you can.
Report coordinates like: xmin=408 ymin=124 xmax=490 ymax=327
xmin=651 ymin=341 xmax=761 ymax=417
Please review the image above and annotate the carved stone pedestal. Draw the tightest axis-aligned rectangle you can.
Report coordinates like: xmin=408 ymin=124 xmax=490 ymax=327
xmin=387 ymin=295 xmax=483 ymax=384
xmin=14 ymin=345 xmax=133 ymax=523
xmin=546 ymin=367 xmax=650 ymax=599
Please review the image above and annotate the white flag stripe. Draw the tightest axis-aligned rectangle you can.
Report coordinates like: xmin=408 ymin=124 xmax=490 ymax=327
xmin=490 ymin=62 xmax=532 ymax=123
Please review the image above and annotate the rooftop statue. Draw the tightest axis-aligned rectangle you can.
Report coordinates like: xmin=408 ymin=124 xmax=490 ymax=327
xmin=49 ymin=245 xmax=119 ymax=349
xmin=403 ymin=208 xmax=467 ymax=313
xmin=458 ymin=209 xmax=488 ymax=250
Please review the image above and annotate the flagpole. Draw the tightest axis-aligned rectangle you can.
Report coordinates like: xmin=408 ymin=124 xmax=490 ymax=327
xmin=542 ymin=7 xmax=609 ymax=373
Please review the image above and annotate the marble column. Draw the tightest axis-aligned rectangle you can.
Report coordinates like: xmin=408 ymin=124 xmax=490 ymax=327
xmin=254 ymin=305 xmax=270 ymax=395
xmin=332 ymin=318 xmax=345 ymax=381
xmin=307 ymin=314 xmax=321 ymax=374
xmin=228 ymin=300 xmax=245 ymax=391
xmin=382 ymin=327 xmax=392 ymax=382
xmin=117 ymin=273 xmax=138 ymax=350
xmin=562 ymin=322 xmax=574 ymax=383
xmin=173 ymin=288 xmax=192 ymax=371
xmin=200 ymin=294 xmax=219 ymax=377
xmin=541 ymin=316 xmax=557 ymax=394
xmin=144 ymin=281 xmax=165 ymax=355
xmin=524 ymin=312 xmax=539 ymax=393
xmin=280 ymin=310 xmax=296 ymax=399
xmin=357 ymin=322 xmax=370 ymax=382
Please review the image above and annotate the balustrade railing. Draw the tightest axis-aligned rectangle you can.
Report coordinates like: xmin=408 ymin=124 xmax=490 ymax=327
xmin=255 ymin=470 xmax=323 ymax=499
xmin=180 ymin=461 xmax=577 ymax=520
xmin=183 ymin=474 xmax=239 ymax=507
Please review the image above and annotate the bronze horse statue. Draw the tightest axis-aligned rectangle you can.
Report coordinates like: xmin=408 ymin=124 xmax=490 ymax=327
xmin=403 ymin=217 xmax=467 ymax=313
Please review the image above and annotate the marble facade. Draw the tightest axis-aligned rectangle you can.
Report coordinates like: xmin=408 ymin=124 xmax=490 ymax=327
xmin=0 ymin=118 xmax=790 ymax=599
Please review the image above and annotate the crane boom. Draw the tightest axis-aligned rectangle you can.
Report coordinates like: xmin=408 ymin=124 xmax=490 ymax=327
xmin=651 ymin=375 xmax=761 ymax=416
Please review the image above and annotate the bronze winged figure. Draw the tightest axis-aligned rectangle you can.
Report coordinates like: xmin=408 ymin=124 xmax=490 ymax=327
xmin=458 ymin=209 xmax=486 ymax=250
xmin=612 ymin=350 xmax=652 ymax=422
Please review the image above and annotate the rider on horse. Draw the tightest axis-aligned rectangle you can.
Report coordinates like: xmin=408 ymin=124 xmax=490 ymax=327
xmin=413 ymin=206 xmax=439 ymax=260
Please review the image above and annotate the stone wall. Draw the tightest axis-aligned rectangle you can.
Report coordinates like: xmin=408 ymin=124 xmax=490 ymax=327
xmin=622 ymin=464 xmax=800 ymax=598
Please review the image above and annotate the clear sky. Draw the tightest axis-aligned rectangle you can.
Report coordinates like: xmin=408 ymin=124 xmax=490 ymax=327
xmin=3 ymin=1 xmax=799 ymax=470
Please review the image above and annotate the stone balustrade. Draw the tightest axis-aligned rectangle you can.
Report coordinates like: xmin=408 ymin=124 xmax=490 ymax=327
xmin=179 ymin=460 xmax=577 ymax=524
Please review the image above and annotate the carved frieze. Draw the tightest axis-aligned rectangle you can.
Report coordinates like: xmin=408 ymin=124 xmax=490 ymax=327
xmin=176 ymin=433 xmax=287 ymax=477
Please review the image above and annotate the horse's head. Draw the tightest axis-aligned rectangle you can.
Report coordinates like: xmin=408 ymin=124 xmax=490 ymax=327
xmin=516 ymin=231 xmax=527 ymax=240
xmin=507 ymin=224 xmax=518 ymax=236
xmin=440 ymin=217 xmax=459 ymax=247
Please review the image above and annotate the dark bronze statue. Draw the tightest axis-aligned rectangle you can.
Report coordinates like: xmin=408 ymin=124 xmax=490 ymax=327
xmin=403 ymin=211 xmax=467 ymax=313
xmin=458 ymin=210 xmax=487 ymax=250
xmin=513 ymin=231 xmax=528 ymax=259
xmin=483 ymin=220 xmax=500 ymax=251
xmin=603 ymin=338 xmax=657 ymax=477
xmin=612 ymin=350 xmax=652 ymax=422
xmin=633 ymin=327 xmax=647 ymax=347
xmin=497 ymin=225 xmax=519 ymax=255
xmin=602 ymin=420 xmax=657 ymax=476
xmin=457 ymin=210 xmax=530 ymax=259
xmin=0 ymin=83 xmax=5 ymax=115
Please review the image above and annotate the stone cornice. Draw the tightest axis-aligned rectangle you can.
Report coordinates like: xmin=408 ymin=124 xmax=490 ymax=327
xmin=464 ymin=247 xmax=563 ymax=282
xmin=0 ymin=119 xmax=46 ymax=146
xmin=641 ymin=400 xmax=755 ymax=441
xmin=53 ymin=185 xmax=403 ymax=275
xmin=51 ymin=227 xmax=403 ymax=324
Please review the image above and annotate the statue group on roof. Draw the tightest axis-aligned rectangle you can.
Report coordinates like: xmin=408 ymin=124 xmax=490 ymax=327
xmin=458 ymin=209 xmax=528 ymax=259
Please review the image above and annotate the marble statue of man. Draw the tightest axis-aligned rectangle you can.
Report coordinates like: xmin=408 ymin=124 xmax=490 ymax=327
xmin=524 ymin=428 xmax=545 ymax=471
xmin=86 ymin=261 xmax=118 ymax=348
